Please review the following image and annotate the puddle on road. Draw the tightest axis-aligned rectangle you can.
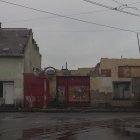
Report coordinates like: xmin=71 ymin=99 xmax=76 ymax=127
xmin=1 ymin=115 xmax=25 ymax=121
xmin=20 ymin=122 xmax=90 ymax=140
xmin=111 ymin=119 xmax=140 ymax=139
xmin=1 ymin=117 xmax=140 ymax=140
xmin=17 ymin=118 xmax=140 ymax=140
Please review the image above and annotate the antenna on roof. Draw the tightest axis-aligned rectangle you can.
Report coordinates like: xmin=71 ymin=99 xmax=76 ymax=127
xmin=66 ymin=62 xmax=68 ymax=70
xmin=137 ymin=33 xmax=140 ymax=53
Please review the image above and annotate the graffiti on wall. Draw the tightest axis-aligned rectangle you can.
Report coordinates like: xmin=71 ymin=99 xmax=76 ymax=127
xmin=57 ymin=86 xmax=65 ymax=102
xmin=68 ymin=86 xmax=89 ymax=102
xmin=25 ymin=96 xmax=36 ymax=108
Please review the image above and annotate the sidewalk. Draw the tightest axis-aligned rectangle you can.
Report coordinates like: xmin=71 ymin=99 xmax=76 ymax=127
xmin=1 ymin=106 xmax=140 ymax=112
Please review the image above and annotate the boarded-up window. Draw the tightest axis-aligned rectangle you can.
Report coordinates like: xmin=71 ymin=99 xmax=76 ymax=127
xmin=101 ymin=69 xmax=111 ymax=77
xmin=118 ymin=66 xmax=140 ymax=78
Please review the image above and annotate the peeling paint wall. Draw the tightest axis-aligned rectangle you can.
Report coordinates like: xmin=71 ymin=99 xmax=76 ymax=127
xmin=24 ymin=33 xmax=41 ymax=73
xmin=0 ymin=57 xmax=24 ymax=106
xmin=100 ymin=58 xmax=140 ymax=81
xmin=90 ymin=77 xmax=112 ymax=106
xmin=90 ymin=58 xmax=140 ymax=107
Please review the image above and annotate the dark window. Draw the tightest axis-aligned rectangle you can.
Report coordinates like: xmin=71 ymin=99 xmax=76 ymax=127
xmin=113 ymin=82 xmax=131 ymax=99
xmin=0 ymin=81 xmax=3 ymax=97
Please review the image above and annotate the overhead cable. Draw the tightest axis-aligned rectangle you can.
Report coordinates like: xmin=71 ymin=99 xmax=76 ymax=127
xmin=126 ymin=1 xmax=140 ymax=6
xmin=111 ymin=0 xmax=126 ymax=6
xmin=111 ymin=0 xmax=140 ymax=6
xmin=83 ymin=0 xmax=140 ymax=18
xmin=3 ymin=9 xmax=109 ymax=23
xmin=33 ymin=29 xmax=138 ymax=33
xmin=111 ymin=0 xmax=140 ymax=12
xmin=0 ymin=0 xmax=138 ymax=33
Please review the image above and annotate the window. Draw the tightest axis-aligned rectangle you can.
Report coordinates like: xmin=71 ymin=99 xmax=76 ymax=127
xmin=0 ymin=81 xmax=3 ymax=97
xmin=113 ymin=82 xmax=131 ymax=99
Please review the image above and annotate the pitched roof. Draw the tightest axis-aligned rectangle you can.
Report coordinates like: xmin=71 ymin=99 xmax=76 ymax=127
xmin=0 ymin=28 xmax=31 ymax=56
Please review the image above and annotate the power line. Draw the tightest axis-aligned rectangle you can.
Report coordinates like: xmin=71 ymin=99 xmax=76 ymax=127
xmin=128 ymin=1 xmax=140 ymax=6
xmin=0 ymin=0 xmax=138 ymax=34
xmin=111 ymin=0 xmax=126 ymax=6
xmin=83 ymin=0 xmax=140 ymax=18
xmin=120 ymin=6 xmax=140 ymax=12
xmin=3 ymin=9 xmax=109 ymax=24
xmin=112 ymin=0 xmax=140 ymax=6
xmin=33 ymin=29 xmax=136 ymax=33
xmin=111 ymin=0 xmax=140 ymax=7
xmin=111 ymin=0 xmax=140 ymax=12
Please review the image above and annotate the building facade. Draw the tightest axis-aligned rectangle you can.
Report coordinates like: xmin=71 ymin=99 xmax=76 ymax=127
xmin=91 ymin=58 xmax=140 ymax=108
xmin=41 ymin=67 xmax=92 ymax=107
xmin=23 ymin=58 xmax=140 ymax=109
xmin=0 ymin=24 xmax=41 ymax=107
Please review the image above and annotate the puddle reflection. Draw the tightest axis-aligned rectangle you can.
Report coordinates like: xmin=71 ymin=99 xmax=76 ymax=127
xmin=111 ymin=119 xmax=140 ymax=139
xmin=19 ymin=118 xmax=140 ymax=140
xmin=21 ymin=121 xmax=91 ymax=140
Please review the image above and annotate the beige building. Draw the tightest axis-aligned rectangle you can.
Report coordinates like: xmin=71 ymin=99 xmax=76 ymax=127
xmin=91 ymin=58 xmax=140 ymax=107
xmin=0 ymin=24 xmax=41 ymax=107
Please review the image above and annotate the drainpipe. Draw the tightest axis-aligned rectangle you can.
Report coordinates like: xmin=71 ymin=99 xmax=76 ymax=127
xmin=0 ymin=22 xmax=1 ymax=30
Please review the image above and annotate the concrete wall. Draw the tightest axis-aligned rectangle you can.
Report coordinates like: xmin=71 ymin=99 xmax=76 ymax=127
xmin=90 ymin=77 xmax=112 ymax=106
xmin=24 ymin=33 xmax=41 ymax=73
xmin=56 ymin=68 xmax=93 ymax=76
xmin=90 ymin=58 xmax=140 ymax=107
xmin=0 ymin=57 xmax=24 ymax=106
xmin=90 ymin=77 xmax=112 ymax=93
xmin=70 ymin=68 xmax=93 ymax=76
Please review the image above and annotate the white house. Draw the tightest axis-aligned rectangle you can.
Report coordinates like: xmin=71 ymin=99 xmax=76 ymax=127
xmin=0 ymin=23 xmax=41 ymax=107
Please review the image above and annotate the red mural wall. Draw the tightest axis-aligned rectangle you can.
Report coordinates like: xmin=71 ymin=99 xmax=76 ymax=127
xmin=56 ymin=76 xmax=90 ymax=106
xmin=24 ymin=73 xmax=49 ymax=109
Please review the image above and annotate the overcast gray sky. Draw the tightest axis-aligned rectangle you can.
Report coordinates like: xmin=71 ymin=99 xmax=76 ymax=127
xmin=0 ymin=0 xmax=140 ymax=69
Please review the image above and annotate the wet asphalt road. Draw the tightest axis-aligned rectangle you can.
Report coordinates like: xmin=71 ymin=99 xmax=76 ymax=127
xmin=0 ymin=112 xmax=140 ymax=140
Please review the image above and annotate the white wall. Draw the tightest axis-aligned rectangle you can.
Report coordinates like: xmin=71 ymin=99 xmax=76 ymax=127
xmin=0 ymin=57 xmax=24 ymax=106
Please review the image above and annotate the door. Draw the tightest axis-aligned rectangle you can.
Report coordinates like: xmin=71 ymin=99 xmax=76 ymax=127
xmin=0 ymin=81 xmax=3 ymax=98
xmin=4 ymin=82 xmax=14 ymax=104
xmin=57 ymin=86 xmax=65 ymax=103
